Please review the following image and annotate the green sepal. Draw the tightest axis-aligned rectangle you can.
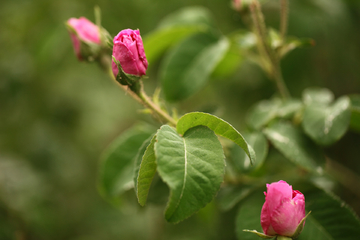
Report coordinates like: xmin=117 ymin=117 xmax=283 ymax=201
xmin=242 ymin=229 xmax=274 ymax=239
xmin=276 ymin=237 xmax=292 ymax=240
xmin=111 ymin=56 xmax=142 ymax=90
xmin=290 ymin=211 xmax=311 ymax=239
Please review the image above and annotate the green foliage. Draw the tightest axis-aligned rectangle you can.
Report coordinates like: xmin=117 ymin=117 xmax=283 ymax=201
xmin=155 ymin=125 xmax=225 ymax=223
xmin=263 ymin=121 xmax=324 ymax=172
xmin=298 ymin=186 xmax=360 ymax=240
xmin=98 ymin=124 xmax=155 ymax=204
xmin=3 ymin=0 xmax=360 ymax=239
xmin=177 ymin=112 xmax=256 ymax=164
xmin=230 ymin=132 xmax=268 ymax=173
xmin=217 ymin=185 xmax=255 ymax=212
xmin=160 ymin=33 xmax=229 ymax=101
xmin=134 ymin=134 xmax=157 ymax=206
xmin=144 ymin=26 xmax=204 ymax=65
xmin=246 ymin=98 xmax=302 ymax=130
xmin=236 ymin=191 xmax=265 ymax=240
xmin=302 ymin=88 xmax=351 ymax=145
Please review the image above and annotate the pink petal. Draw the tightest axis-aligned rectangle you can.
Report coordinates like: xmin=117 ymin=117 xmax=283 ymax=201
xmin=270 ymin=197 xmax=305 ymax=236
xmin=266 ymin=180 xmax=293 ymax=214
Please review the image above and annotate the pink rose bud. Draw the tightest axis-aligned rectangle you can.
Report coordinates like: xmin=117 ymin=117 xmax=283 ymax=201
xmin=232 ymin=0 xmax=242 ymax=11
xmin=66 ymin=17 xmax=101 ymax=60
xmin=260 ymin=180 xmax=306 ymax=237
xmin=112 ymin=29 xmax=148 ymax=77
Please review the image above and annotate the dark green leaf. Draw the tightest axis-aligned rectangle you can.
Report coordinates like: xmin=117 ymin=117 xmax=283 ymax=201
xmin=98 ymin=124 xmax=155 ymax=203
xmin=236 ymin=191 xmax=266 ymax=240
xmin=160 ymin=33 xmax=229 ymax=101
xmin=177 ymin=112 xmax=256 ymax=164
xmin=134 ymin=134 xmax=157 ymax=206
xmin=217 ymin=185 xmax=255 ymax=212
xmin=302 ymin=96 xmax=351 ymax=145
xmin=230 ymin=132 xmax=268 ymax=173
xmin=155 ymin=125 xmax=225 ymax=223
xmin=349 ymin=94 xmax=360 ymax=132
xmin=298 ymin=186 xmax=360 ymax=240
xmin=263 ymin=121 xmax=324 ymax=172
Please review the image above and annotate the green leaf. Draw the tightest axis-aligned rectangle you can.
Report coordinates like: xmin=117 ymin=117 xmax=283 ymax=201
xmin=160 ymin=33 xmax=229 ymax=101
xmin=212 ymin=39 xmax=243 ymax=78
xmin=247 ymin=99 xmax=282 ymax=130
xmin=155 ymin=125 xmax=225 ymax=223
xmin=298 ymin=186 xmax=360 ymax=240
xmin=157 ymin=6 xmax=214 ymax=29
xmin=246 ymin=99 xmax=302 ymax=130
xmin=143 ymin=6 xmax=215 ymax=65
xmin=236 ymin=191 xmax=266 ymax=240
xmin=217 ymin=185 xmax=255 ymax=212
xmin=230 ymin=132 xmax=268 ymax=173
xmin=98 ymin=124 xmax=155 ymax=203
xmin=302 ymin=87 xmax=334 ymax=105
xmin=143 ymin=26 xmax=204 ymax=65
xmin=349 ymin=94 xmax=360 ymax=132
xmin=133 ymin=134 xmax=157 ymax=206
xmin=263 ymin=121 xmax=324 ymax=172
xmin=302 ymin=96 xmax=351 ymax=145
xmin=176 ymin=112 xmax=256 ymax=164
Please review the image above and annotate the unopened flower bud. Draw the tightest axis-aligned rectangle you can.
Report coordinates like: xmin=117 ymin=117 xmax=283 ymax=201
xmin=232 ymin=0 xmax=242 ymax=11
xmin=66 ymin=17 xmax=101 ymax=61
xmin=111 ymin=29 xmax=148 ymax=78
xmin=261 ymin=180 xmax=306 ymax=238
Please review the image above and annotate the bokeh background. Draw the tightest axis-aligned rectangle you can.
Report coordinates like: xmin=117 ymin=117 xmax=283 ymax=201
xmin=1 ymin=0 xmax=360 ymax=239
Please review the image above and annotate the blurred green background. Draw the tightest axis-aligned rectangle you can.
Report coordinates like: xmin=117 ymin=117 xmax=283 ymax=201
xmin=1 ymin=0 xmax=360 ymax=239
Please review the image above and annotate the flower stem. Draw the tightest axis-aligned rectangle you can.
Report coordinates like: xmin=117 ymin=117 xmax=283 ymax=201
xmin=137 ymin=82 xmax=177 ymax=127
xmin=280 ymin=0 xmax=289 ymax=43
xmin=107 ymin=67 xmax=177 ymax=127
xmin=249 ymin=0 xmax=290 ymax=100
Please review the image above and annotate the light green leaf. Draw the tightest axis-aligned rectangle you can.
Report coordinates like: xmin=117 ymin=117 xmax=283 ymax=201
xmin=263 ymin=121 xmax=324 ymax=172
xmin=158 ymin=6 xmax=214 ymax=29
xmin=212 ymin=39 xmax=243 ymax=78
xmin=230 ymin=132 xmax=268 ymax=173
xmin=155 ymin=125 xmax=225 ymax=223
xmin=302 ymin=96 xmax=351 ymax=145
xmin=247 ymin=99 xmax=282 ymax=130
xmin=160 ymin=33 xmax=229 ymax=101
xmin=98 ymin=124 xmax=155 ymax=203
xmin=349 ymin=94 xmax=360 ymax=132
xmin=143 ymin=26 xmax=204 ymax=65
xmin=298 ymin=186 xmax=360 ymax=240
xmin=246 ymin=99 xmax=302 ymax=130
xmin=177 ymin=112 xmax=256 ymax=164
xmin=134 ymin=135 xmax=157 ymax=206
xmin=302 ymin=87 xmax=334 ymax=105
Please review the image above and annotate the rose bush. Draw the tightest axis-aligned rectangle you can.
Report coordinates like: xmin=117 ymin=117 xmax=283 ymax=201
xmin=260 ymin=180 xmax=306 ymax=237
xmin=111 ymin=29 xmax=148 ymax=77
xmin=66 ymin=17 xmax=101 ymax=60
